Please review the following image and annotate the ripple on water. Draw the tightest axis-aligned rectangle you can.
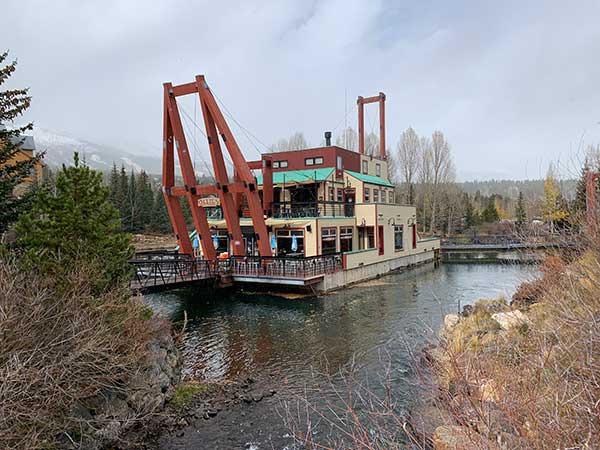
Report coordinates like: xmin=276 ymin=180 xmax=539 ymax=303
xmin=147 ymin=262 xmax=537 ymax=449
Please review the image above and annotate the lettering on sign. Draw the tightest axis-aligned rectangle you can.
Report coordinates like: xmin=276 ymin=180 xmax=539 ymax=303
xmin=197 ymin=197 xmax=220 ymax=207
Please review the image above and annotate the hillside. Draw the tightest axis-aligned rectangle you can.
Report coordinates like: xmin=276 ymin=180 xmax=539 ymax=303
xmin=31 ymin=128 xmax=163 ymax=174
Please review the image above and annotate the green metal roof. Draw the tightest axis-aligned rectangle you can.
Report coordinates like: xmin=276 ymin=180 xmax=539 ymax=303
xmin=256 ymin=167 xmax=334 ymax=185
xmin=344 ymin=170 xmax=395 ymax=187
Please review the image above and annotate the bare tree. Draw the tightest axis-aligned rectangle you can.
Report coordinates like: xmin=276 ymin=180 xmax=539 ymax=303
xmin=429 ymin=131 xmax=455 ymax=232
xmin=270 ymin=132 xmax=309 ymax=152
xmin=364 ymin=132 xmax=379 ymax=156
xmin=336 ymin=127 xmax=358 ymax=151
xmin=396 ymin=127 xmax=420 ymax=204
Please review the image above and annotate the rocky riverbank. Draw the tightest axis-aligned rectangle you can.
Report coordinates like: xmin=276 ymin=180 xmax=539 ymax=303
xmin=424 ymin=251 xmax=600 ymax=449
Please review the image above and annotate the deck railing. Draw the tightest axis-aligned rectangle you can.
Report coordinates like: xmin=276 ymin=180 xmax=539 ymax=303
xmin=130 ymin=256 xmax=216 ymax=290
xmin=272 ymin=201 xmax=354 ymax=218
xmin=230 ymin=253 xmax=343 ymax=279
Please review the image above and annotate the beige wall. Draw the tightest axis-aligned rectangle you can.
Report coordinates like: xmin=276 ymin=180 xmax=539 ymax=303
xmin=360 ymin=155 xmax=389 ymax=180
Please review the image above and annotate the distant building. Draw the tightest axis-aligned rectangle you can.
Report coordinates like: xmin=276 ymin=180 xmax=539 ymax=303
xmin=0 ymin=124 xmax=45 ymax=195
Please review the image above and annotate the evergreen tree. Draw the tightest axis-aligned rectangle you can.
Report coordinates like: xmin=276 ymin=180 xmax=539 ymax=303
xmin=135 ymin=170 xmax=154 ymax=232
xmin=463 ymin=193 xmax=476 ymax=227
xmin=515 ymin=191 xmax=527 ymax=227
xmin=0 ymin=51 xmax=43 ymax=235
xmin=17 ymin=153 xmax=133 ymax=293
xmin=150 ymin=188 xmax=172 ymax=233
xmin=108 ymin=163 xmax=121 ymax=210
xmin=118 ymin=165 xmax=128 ymax=225
xmin=123 ymin=170 xmax=137 ymax=232
xmin=481 ymin=197 xmax=500 ymax=223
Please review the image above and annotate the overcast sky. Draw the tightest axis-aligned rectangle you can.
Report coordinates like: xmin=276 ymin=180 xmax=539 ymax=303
xmin=4 ymin=0 xmax=600 ymax=180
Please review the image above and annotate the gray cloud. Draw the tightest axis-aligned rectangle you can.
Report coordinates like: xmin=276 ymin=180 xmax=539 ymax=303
xmin=4 ymin=0 xmax=600 ymax=179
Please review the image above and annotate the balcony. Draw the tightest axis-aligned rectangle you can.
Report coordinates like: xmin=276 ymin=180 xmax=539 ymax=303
xmin=230 ymin=254 xmax=343 ymax=285
xmin=272 ymin=201 xmax=355 ymax=218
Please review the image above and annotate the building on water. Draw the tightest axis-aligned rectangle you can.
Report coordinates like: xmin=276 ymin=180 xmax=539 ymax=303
xmin=163 ymin=77 xmax=440 ymax=292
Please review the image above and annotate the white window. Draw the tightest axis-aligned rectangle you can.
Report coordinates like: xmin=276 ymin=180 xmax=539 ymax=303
xmin=389 ymin=191 xmax=394 ymax=203
xmin=314 ymin=157 xmax=324 ymax=165
xmin=337 ymin=155 xmax=342 ymax=170
xmin=362 ymin=160 xmax=368 ymax=174
xmin=364 ymin=187 xmax=370 ymax=202
xmin=273 ymin=161 xmax=279 ymax=168
xmin=376 ymin=163 xmax=381 ymax=177
xmin=280 ymin=160 xmax=288 ymax=168
xmin=373 ymin=189 xmax=379 ymax=202
xmin=305 ymin=157 xmax=314 ymax=166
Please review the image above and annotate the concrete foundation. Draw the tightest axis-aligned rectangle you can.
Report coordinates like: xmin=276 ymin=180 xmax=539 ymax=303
xmin=317 ymin=249 xmax=437 ymax=292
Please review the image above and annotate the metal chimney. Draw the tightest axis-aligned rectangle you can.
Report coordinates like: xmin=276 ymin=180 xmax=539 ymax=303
xmin=324 ymin=131 xmax=332 ymax=146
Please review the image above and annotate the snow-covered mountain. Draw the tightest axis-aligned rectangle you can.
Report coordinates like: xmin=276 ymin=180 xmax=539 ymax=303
xmin=31 ymin=128 xmax=163 ymax=174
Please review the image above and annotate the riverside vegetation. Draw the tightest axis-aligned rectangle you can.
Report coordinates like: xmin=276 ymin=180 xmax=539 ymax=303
xmin=430 ymin=236 xmax=600 ymax=449
xmin=1 ymin=53 xmax=182 ymax=449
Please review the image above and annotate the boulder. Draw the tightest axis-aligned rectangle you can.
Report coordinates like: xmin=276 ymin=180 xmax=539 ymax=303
xmin=491 ymin=310 xmax=530 ymax=331
xmin=440 ymin=314 xmax=460 ymax=340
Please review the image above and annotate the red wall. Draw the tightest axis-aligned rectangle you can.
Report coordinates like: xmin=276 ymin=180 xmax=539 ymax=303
xmin=268 ymin=146 xmax=360 ymax=178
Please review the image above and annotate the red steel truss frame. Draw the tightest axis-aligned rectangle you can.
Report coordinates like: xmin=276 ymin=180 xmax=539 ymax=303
xmin=357 ymin=92 xmax=386 ymax=158
xmin=162 ymin=75 xmax=272 ymax=258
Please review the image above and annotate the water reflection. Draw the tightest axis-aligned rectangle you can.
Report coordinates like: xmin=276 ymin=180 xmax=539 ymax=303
xmin=146 ymin=263 xmax=536 ymax=388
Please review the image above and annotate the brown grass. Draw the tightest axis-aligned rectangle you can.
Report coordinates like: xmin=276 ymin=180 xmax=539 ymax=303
xmin=435 ymin=237 xmax=600 ymax=449
xmin=0 ymin=258 xmax=165 ymax=449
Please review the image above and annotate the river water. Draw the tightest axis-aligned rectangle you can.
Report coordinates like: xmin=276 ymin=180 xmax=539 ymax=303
xmin=145 ymin=262 xmax=536 ymax=449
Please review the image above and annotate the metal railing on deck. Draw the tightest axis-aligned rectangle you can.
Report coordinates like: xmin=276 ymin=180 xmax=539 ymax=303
xmin=272 ymin=201 xmax=354 ymax=218
xmin=230 ymin=253 xmax=343 ymax=279
xmin=130 ymin=256 xmax=216 ymax=290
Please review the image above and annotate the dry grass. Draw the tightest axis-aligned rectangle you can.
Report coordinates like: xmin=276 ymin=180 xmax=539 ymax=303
xmin=0 ymin=258 xmax=165 ymax=449
xmin=435 ymin=237 xmax=600 ymax=449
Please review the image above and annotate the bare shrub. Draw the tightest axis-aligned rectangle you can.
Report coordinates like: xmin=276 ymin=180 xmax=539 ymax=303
xmin=434 ymin=237 xmax=600 ymax=449
xmin=0 ymin=258 xmax=165 ymax=449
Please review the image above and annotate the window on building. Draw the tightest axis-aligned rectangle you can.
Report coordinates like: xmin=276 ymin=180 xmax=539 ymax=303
xmin=394 ymin=225 xmax=404 ymax=251
xmin=374 ymin=189 xmax=379 ymax=202
xmin=273 ymin=161 xmax=279 ymax=168
xmin=376 ymin=163 xmax=381 ymax=177
xmin=337 ymin=155 xmax=342 ymax=170
xmin=389 ymin=191 xmax=394 ymax=204
xmin=366 ymin=226 xmax=375 ymax=249
xmin=362 ymin=160 xmax=368 ymax=174
xmin=336 ymin=188 xmax=343 ymax=202
xmin=305 ymin=157 xmax=323 ymax=166
xmin=329 ymin=187 xmax=335 ymax=201
xmin=340 ymin=227 xmax=353 ymax=252
xmin=364 ymin=187 xmax=370 ymax=202
xmin=273 ymin=160 xmax=288 ymax=169
xmin=321 ymin=227 xmax=337 ymax=255
xmin=276 ymin=229 xmax=305 ymax=257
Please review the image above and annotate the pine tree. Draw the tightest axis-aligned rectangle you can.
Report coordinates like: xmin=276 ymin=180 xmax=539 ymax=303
xmin=481 ymin=196 xmax=500 ymax=223
xmin=515 ymin=191 xmax=527 ymax=227
xmin=118 ymin=165 xmax=128 ymax=226
xmin=0 ymin=51 xmax=43 ymax=235
xmin=463 ymin=193 xmax=476 ymax=227
xmin=150 ymin=188 xmax=171 ymax=233
xmin=135 ymin=170 xmax=154 ymax=232
xmin=17 ymin=153 xmax=132 ymax=293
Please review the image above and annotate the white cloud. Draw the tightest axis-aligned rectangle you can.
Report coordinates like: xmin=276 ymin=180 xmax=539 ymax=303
xmin=4 ymin=0 xmax=600 ymax=179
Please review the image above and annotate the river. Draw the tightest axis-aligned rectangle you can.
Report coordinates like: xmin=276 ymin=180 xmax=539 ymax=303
xmin=145 ymin=262 xmax=536 ymax=449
